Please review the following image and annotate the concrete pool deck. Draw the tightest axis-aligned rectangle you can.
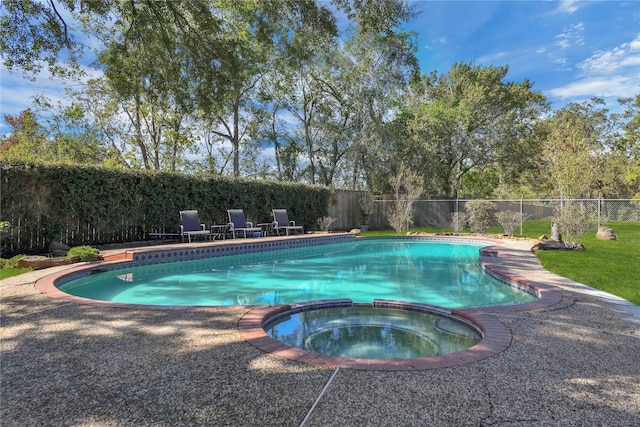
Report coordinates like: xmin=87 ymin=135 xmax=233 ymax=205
xmin=1 ymin=236 xmax=639 ymax=425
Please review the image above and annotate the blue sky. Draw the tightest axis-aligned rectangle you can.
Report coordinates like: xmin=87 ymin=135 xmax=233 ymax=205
xmin=1 ymin=0 xmax=639 ymax=133
xmin=408 ymin=0 xmax=640 ymax=109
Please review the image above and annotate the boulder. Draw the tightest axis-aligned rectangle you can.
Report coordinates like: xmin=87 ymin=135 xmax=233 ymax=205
xmin=550 ymin=222 xmax=562 ymax=242
xmin=596 ymin=227 xmax=617 ymax=241
xmin=49 ymin=240 xmax=71 ymax=257
xmin=531 ymin=240 xmax=585 ymax=252
xmin=18 ymin=256 xmax=74 ymax=270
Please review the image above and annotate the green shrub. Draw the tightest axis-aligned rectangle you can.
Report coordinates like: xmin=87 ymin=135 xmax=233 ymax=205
xmin=0 ymin=254 xmax=26 ymax=269
xmin=450 ymin=212 xmax=467 ymax=233
xmin=1 ymin=160 xmax=331 ymax=256
xmin=496 ymin=211 xmax=521 ymax=236
xmin=67 ymin=246 xmax=100 ymax=261
xmin=465 ymin=200 xmax=497 ymax=234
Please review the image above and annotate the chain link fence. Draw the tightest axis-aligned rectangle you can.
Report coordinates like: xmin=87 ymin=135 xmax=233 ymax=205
xmin=369 ymin=198 xmax=640 ymax=231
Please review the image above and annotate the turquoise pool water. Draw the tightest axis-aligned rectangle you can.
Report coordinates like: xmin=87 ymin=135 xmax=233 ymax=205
xmin=59 ymin=239 xmax=537 ymax=307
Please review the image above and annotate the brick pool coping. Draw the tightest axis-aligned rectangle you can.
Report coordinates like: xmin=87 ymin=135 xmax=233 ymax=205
xmin=35 ymin=234 xmax=563 ymax=370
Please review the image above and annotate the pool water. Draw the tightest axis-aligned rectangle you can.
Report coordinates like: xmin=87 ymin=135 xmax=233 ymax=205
xmin=59 ymin=239 xmax=536 ymax=307
xmin=265 ymin=305 xmax=482 ymax=359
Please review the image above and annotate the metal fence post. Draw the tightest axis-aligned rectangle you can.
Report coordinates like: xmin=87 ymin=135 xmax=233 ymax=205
xmin=520 ymin=195 xmax=524 ymax=236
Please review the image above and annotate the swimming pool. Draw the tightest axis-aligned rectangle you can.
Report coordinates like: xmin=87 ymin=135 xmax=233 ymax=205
xmin=57 ymin=238 xmax=537 ymax=308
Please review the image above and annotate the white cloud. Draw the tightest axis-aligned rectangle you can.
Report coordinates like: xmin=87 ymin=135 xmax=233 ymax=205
xmin=578 ymin=33 xmax=640 ymax=75
xmin=548 ymin=75 xmax=636 ymax=99
xmin=548 ymin=34 xmax=640 ymax=100
xmin=557 ymin=0 xmax=579 ymax=14
xmin=555 ymin=22 xmax=585 ymax=49
xmin=424 ymin=36 xmax=448 ymax=50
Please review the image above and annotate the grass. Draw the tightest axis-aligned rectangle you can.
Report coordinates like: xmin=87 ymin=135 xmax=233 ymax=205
xmin=534 ymin=221 xmax=640 ymax=305
xmin=0 ymin=267 xmax=32 ymax=280
xmin=364 ymin=220 xmax=640 ymax=305
xmin=0 ymin=254 xmax=32 ymax=280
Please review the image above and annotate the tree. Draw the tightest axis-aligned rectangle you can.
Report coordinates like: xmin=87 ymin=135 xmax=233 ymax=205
xmin=2 ymin=0 xmax=419 ymax=180
xmin=402 ymin=62 xmax=548 ymax=197
xmin=335 ymin=26 xmax=419 ymax=190
xmin=0 ymin=110 xmax=48 ymax=160
xmin=543 ymin=97 xmax=632 ymax=199
xmin=619 ymin=94 xmax=640 ymax=198
xmin=0 ymin=103 xmax=112 ymax=165
xmin=1 ymin=0 xmax=87 ymax=78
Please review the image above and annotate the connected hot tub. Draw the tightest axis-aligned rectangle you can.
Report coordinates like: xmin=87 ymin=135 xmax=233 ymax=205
xmin=263 ymin=300 xmax=483 ymax=360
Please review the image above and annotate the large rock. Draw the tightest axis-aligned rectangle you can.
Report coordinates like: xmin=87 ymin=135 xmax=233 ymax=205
xmin=49 ymin=240 xmax=71 ymax=257
xmin=18 ymin=256 xmax=74 ymax=270
xmin=596 ymin=227 xmax=617 ymax=241
xmin=550 ymin=222 xmax=562 ymax=242
xmin=531 ymin=240 xmax=585 ymax=252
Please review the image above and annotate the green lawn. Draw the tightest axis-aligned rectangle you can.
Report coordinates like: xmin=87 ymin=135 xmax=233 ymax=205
xmin=365 ymin=220 xmax=640 ymax=305
xmin=533 ymin=221 xmax=639 ymax=306
xmin=0 ymin=267 xmax=32 ymax=280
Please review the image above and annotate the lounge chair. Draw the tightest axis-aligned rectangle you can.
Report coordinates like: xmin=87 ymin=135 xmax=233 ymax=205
xmin=179 ymin=210 xmax=211 ymax=242
xmin=227 ymin=209 xmax=262 ymax=239
xmin=272 ymin=209 xmax=304 ymax=236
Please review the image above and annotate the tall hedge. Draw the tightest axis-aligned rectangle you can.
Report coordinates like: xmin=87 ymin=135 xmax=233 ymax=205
xmin=0 ymin=161 xmax=330 ymax=256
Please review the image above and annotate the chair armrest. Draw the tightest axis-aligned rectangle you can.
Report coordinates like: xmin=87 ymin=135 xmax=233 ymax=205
xmin=180 ymin=225 xmax=185 ymax=233
xmin=247 ymin=221 xmax=254 ymax=227
xmin=289 ymin=221 xmax=296 ymax=226
xmin=200 ymin=224 xmax=206 ymax=231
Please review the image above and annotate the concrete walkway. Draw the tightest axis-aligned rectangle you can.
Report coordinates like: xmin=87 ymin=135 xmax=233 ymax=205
xmin=1 ymin=239 xmax=639 ymax=426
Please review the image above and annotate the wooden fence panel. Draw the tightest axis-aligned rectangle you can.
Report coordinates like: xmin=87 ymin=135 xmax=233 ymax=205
xmin=327 ymin=190 xmax=367 ymax=230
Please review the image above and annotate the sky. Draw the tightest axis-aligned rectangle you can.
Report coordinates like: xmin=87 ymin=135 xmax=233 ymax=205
xmin=1 ymin=0 xmax=639 ymax=134
xmin=408 ymin=0 xmax=640 ymax=109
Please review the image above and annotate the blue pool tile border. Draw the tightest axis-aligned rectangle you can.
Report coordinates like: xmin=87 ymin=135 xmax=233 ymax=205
xmin=129 ymin=234 xmax=356 ymax=267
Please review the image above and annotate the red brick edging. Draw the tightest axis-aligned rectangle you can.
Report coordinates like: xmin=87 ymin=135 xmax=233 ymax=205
xmin=239 ymin=301 xmax=518 ymax=371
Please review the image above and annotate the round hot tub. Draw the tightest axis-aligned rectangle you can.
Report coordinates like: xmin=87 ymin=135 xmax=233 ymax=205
xmin=263 ymin=301 xmax=482 ymax=360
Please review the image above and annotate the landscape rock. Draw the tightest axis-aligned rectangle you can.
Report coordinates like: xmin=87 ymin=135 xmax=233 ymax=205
xmin=596 ymin=227 xmax=617 ymax=241
xmin=49 ymin=240 xmax=71 ymax=257
xmin=531 ymin=240 xmax=585 ymax=252
xmin=17 ymin=256 xmax=74 ymax=270
xmin=551 ymin=222 xmax=562 ymax=242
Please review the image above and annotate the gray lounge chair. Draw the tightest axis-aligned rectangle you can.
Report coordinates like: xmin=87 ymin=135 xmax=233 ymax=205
xmin=179 ymin=210 xmax=211 ymax=242
xmin=272 ymin=209 xmax=304 ymax=236
xmin=227 ymin=209 xmax=262 ymax=238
